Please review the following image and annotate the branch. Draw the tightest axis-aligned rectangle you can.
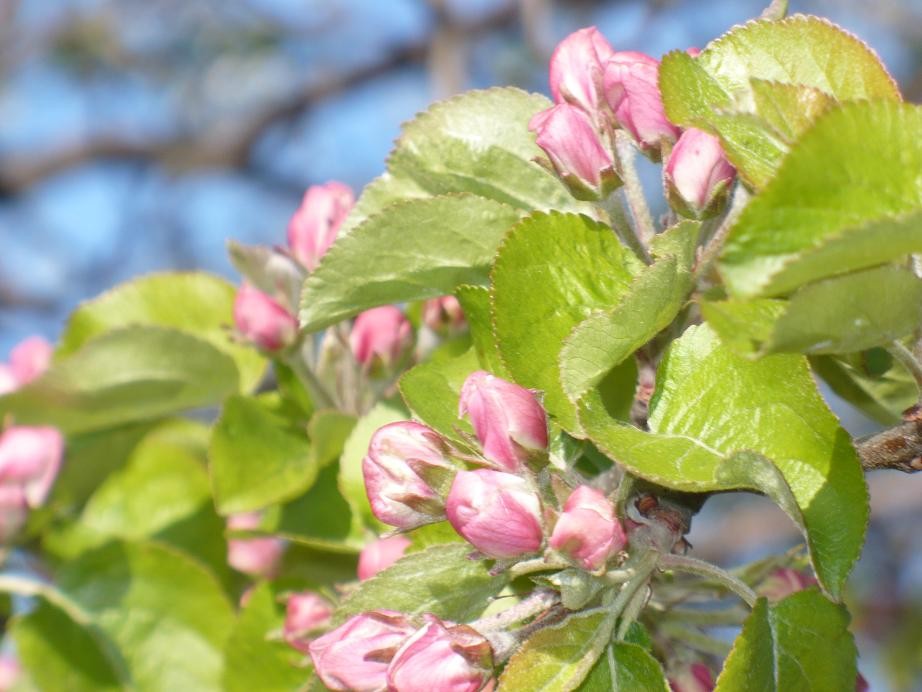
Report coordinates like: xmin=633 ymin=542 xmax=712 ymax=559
xmin=0 ymin=3 xmax=518 ymax=195
xmin=856 ymin=421 xmax=922 ymax=473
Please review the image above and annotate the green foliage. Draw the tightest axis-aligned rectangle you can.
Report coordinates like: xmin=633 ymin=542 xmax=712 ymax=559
xmin=0 ymin=327 xmax=239 ymax=435
xmin=399 ymin=347 xmax=478 ymax=443
xmin=717 ymin=590 xmax=857 ymax=691
xmin=57 ymin=272 xmax=266 ymax=392
xmin=455 ymin=284 xmax=508 ymax=375
xmin=492 ymin=211 xmax=643 ymax=432
xmin=580 ymin=642 xmax=670 ymax=692
xmin=579 ymin=325 xmax=867 ymax=597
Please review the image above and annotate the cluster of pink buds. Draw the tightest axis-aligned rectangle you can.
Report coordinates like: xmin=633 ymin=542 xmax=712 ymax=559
xmin=530 ymin=27 xmax=736 ymax=213
xmin=226 ymin=511 xmax=285 ymax=579
xmin=309 ymin=611 xmax=493 ymax=692
xmin=0 ymin=336 xmax=53 ymax=395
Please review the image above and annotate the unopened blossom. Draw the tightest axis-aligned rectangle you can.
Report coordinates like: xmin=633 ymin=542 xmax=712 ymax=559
xmin=548 ymin=27 xmax=616 ymax=117
xmin=387 ymin=615 xmax=493 ymax=692
xmin=0 ymin=426 xmax=64 ymax=509
xmin=664 ymin=127 xmax=736 ymax=218
xmin=233 ymin=283 xmax=298 ymax=351
xmin=363 ymin=421 xmax=451 ymax=530
xmin=0 ymin=336 xmax=53 ymax=394
xmin=287 ymin=181 xmax=354 ymax=271
xmin=0 ymin=653 xmax=20 ymax=691
xmin=284 ymin=592 xmax=334 ymax=653
xmin=459 ymin=371 xmax=548 ymax=470
xmin=549 ymin=486 xmax=626 ymax=571
xmin=529 ymin=104 xmax=619 ymax=200
xmin=603 ymin=51 xmax=679 ymax=154
xmin=446 ymin=469 xmax=543 ymax=559
xmin=357 ymin=534 xmax=412 ymax=581
xmin=350 ymin=306 xmax=413 ymax=368
xmin=226 ymin=512 xmax=285 ymax=579
xmin=758 ymin=567 xmax=817 ymax=602
xmin=669 ymin=662 xmax=715 ymax=692
xmin=309 ymin=610 xmax=416 ymax=691
xmin=422 ymin=296 xmax=466 ymax=334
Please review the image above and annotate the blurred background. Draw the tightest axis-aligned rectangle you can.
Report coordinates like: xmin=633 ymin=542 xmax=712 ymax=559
xmin=0 ymin=0 xmax=920 ymax=688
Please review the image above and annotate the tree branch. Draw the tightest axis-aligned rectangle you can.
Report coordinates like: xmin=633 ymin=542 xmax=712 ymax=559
xmin=856 ymin=421 xmax=922 ymax=473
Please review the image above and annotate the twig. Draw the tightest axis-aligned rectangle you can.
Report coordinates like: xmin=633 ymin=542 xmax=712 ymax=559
xmin=614 ymin=130 xmax=657 ymax=247
xmin=658 ymin=553 xmax=758 ymax=607
xmin=855 ymin=421 xmax=922 ymax=473
xmin=600 ymin=190 xmax=652 ymax=264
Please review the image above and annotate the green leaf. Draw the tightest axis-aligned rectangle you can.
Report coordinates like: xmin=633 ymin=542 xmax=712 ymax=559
xmin=579 ymin=325 xmax=867 ymax=597
xmin=336 ymin=544 xmax=507 ymax=624
xmin=338 ymin=400 xmax=409 ymax=531
xmin=210 ymin=395 xmax=319 ymax=514
xmin=716 ymin=590 xmax=857 ymax=691
xmin=338 ymin=172 xmax=429 ymax=237
xmin=659 ymin=16 xmax=900 ymax=187
xmin=704 ymin=266 xmax=922 ymax=355
xmin=560 ymin=221 xmax=699 ymax=403
xmin=57 ymin=272 xmax=266 ymax=392
xmin=492 ymin=212 xmax=642 ymax=433
xmin=0 ymin=327 xmax=239 ymax=435
xmin=222 ymin=583 xmax=306 ymax=692
xmin=455 ymin=284 xmax=508 ymax=375
xmin=498 ymin=610 xmax=615 ymax=691
xmin=810 ymin=350 xmax=917 ymax=425
xmin=580 ymin=642 xmax=670 ymax=692
xmin=11 ymin=602 xmax=124 ymax=692
xmin=720 ymin=101 xmax=922 ymax=297
xmin=399 ymin=347 xmax=479 ymax=443
xmin=387 ymin=87 xmax=585 ymax=213
xmin=299 ymin=195 xmax=520 ymax=332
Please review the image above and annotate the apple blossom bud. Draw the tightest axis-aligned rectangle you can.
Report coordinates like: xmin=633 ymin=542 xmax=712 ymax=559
xmin=528 ymin=104 xmax=619 ymax=201
xmin=286 ymin=181 xmax=354 ymax=271
xmin=549 ymin=486 xmax=626 ymax=571
xmin=669 ymin=662 xmax=715 ymax=692
xmin=0 ymin=426 xmax=64 ymax=509
xmin=446 ymin=470 xmax=543 ymax=559
xmin=387 ymin=615 xmax=493 ymax=692
xmin=309 ymin=610 xmax=416 ymax=691
xmin=357 ymin=534 xmax=411 ymax=581
xmin=758 ymin=567 xmax=817 ymax=602
xmin=349 ymin=306 xmax=413 ymax=368
xmin=284 ymin=592 xmax=334 ymax=653
xmin=549 ymin=27 xmax=616 ymax=117
xmin=233 ymin=283 xmax=298 ymax=351
xmin=458 ymin=371 xmax=548 ymax=470
xmin=664 ymin=128 xmax=736 ymax=219
xmin=0 ymin=653 xmax=20 ymax=691
xmin=0 ymin=366 xmax=16 ymax=395
xmin=603 ymin=52 xmax=679 ymax=155
xmin=363 ymin=422 xmax=452 ymax=530
xmin=422 ymin=296 xmax=466 ymax=334
xmin=9 ymin=337 xmax=52 ymax=386
xmin=226 ymin=512 xmax=285 ymax=579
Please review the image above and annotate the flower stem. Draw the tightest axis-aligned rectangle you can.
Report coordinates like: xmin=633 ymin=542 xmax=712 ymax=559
xmin=472 ymin=588 xmax=559 ymax=634
xmin=614 ymin=130 xmax=657 ymax=248
xmin=888 ymin=340 xmax=922 ymax=402
xmin=600 ymin=189 xmax=652 ymax=264
xmin=658 ymin=554 xmax=757 ymax=607
xmin=694 ymin=184 xmax=750 ymax=282
xmin=286 ymin=343 xmax=335 ymax=410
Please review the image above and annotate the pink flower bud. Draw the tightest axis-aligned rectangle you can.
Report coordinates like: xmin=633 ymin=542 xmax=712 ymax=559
xmin=549 ymin=27 xmax=616 ymax=117
xmin=446 ymin=469 xmax=543 ymax=559
xmin=422 ymin=296 xmax=466 ymax=334
xmin=309 ymin=610 xmax=416 ymax=691
xmin=8 ymin=337 xmax=52 ymax=386
xmin=387 ymin=615 xmax=493 ymax=692
xmin=758 ymin=567 xmax=817 ymax=602
xmin=458 ymin=371 xmax=548 ymax=471
xmin=0 ymin=653 xmax=20 ymax=691
xmin=664 ymin=128 xmax=736 ymax=219
xmin=549 ymin=486 xmax=625 ymax=571
xmin=603 ymin=52 xmax=679 ymax=154
xmin=669 ymin=663 xmax=715 ymax=692
xmin=226 ymin=512 xmax=285 ymax=579
xmin=287 ymin=181 xmax=354 ymax=271
xmin=528 ymin=104 xmax=619 ymax=200
xmin=0 ymin=426 xmax=64 ymax=509
xmin=357 ymin=534 xmax=412 ymax=581
xmin=349 ymin=306 xmax=412 ymax=367
xmin=284 ymin=591 xmax=334 ymax=653
xmin=233 ymin=283 xmax=298 ymax=351
xmin=363 ymin=422 xmax=451 ymax=530
xmin=0 ymin=366 xmax=16 ymax=396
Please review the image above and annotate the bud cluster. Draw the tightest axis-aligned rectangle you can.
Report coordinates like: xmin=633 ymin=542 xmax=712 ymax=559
xmin=529 ymin=26 xmax=736 ymax=217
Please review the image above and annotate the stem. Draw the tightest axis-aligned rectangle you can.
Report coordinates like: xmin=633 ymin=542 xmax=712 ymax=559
xmin=614 ymin=130 xmax=656 ymax=247
xmin=286 ymin=344 xmax=335 ymax=409
xmin=615 ymin=584 xmax=650 ymax=639
xmin=606 ymin=551 xmax=658 ymax=638
xmin=888 ymin=341 xmax=922 ymax=400
xmin=694 ymin=184 xmax=750 ymax=281
xmin=508 ymin=557 xmax=570 ymax=578
xmin=472 ymin=588 xmax=559 ymax=634
xmin=658 ymin=554 xmax=757 ymax=607
xmin=600 ymin=190 xmax=652 ymax=264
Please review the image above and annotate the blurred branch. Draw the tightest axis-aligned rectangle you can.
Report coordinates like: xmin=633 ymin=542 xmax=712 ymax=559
xmin=856 ymin=421 xmax=922 ymax=473
xmin=0 ymin=2 xmax=517 ymax=195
